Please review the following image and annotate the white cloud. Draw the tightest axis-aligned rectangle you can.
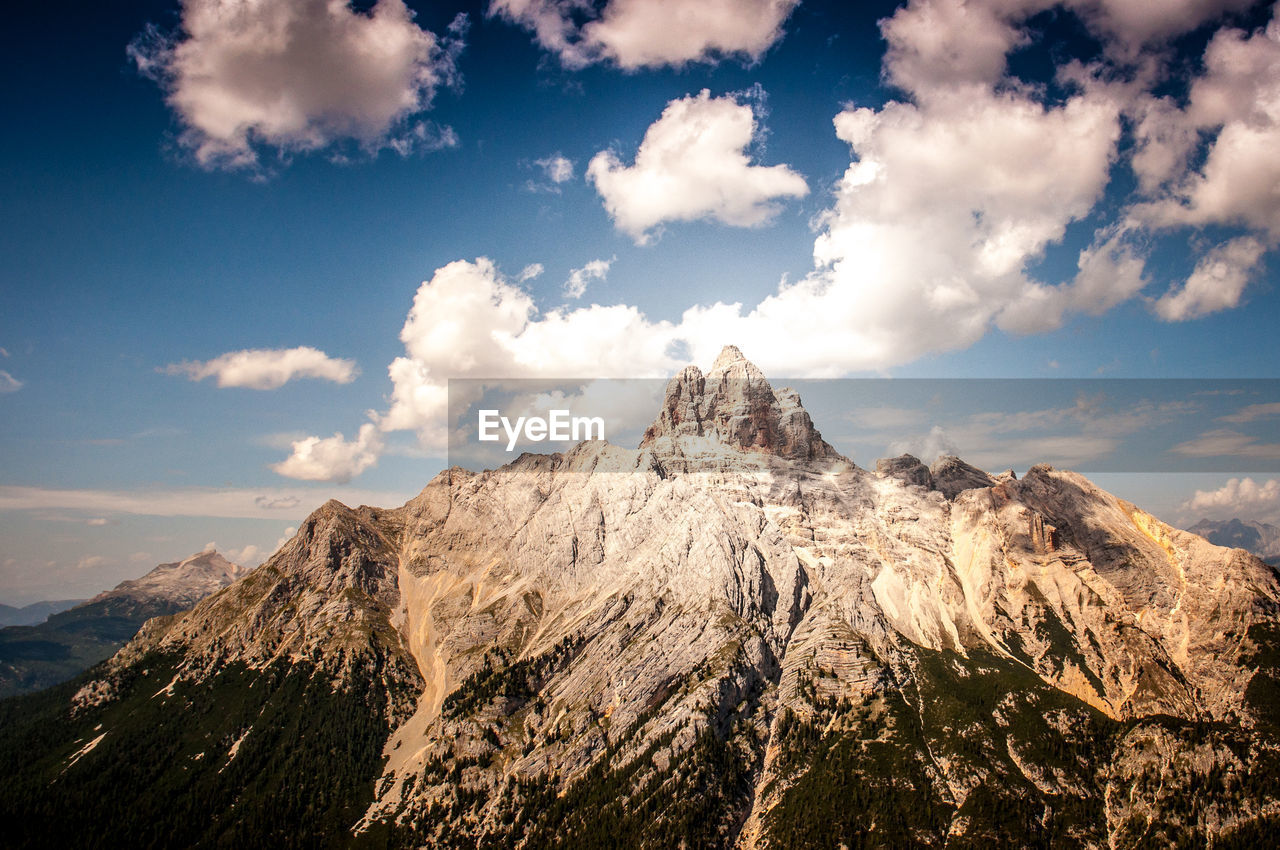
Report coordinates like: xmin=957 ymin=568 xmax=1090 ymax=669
xmin=272 ymin=1 xmax=1280 ymax=480
xmin=0 ymin=370 xmax=22 ymax=393
xmin=1185 ymin=476 xmax=1280 ymax=515
xmin=129 ymin=0 xmax=467 ymax=170
xmin=588 ymin=89 xmax=808 ymax=243
xmin=536 ymin=153 xmax=574 ymax=183
xmin=224 ymin=544 xmax=263 ymax=566
xmin=76 ymin=555 xmax=108 ymax=571
xmin=1070 ymin=0 xmax=1258 ymax=54
xmin=1134 ymin=13 xmax=1280 ymax=239
xmin=564 ymin=257 xmax=613 ymax=299
xmin=1153 ymin=236 xmax=1267 ymax=321
xmin=271 ymin=423 xmax=383 ymax=483
xmin=490 ymin=0 xmax=799 ymax=70
xmin=371 ymin=258 xmax=679 ymax=452
xmin=166 ymin=346 xmax=358 ymax=389
xmin=518 ymin=263 xmax=545 ymax=281
xmin=87 ymin=518 xmax=108 ymax=527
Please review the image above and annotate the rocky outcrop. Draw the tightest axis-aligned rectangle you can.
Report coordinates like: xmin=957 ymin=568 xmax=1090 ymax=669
xmin=641 ymin=344 xmax=841 ymax=463
xmin=875 ymin=453 xmax=933 ymax=488
xmin=930 ymin=453 xmax=997 ymax=498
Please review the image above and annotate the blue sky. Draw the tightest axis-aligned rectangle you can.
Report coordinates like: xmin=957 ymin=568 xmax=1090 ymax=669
xmin=1 ymin=0 xmax=1278 ymax=602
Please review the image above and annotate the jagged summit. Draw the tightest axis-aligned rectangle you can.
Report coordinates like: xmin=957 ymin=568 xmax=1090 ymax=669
xmin=707 ymin=343 xmax=756 ymax=375
xmin=640 ymin=344 xmax=842 ymax=463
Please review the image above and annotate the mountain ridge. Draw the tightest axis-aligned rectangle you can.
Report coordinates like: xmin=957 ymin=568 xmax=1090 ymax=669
xmin=0 ymin=550 xmax=246 ymax=698
xmin=6 ymin=346 xmax=1280 ymax=847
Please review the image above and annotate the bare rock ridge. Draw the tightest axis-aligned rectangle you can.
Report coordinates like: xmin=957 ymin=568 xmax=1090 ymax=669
xmin=875 ymin=452 xmax=999 ymax=500
xmin=15 ymin=346 xmax=1280 ymax=848
xmin=641 ymin=344 xmax=841 ymax=462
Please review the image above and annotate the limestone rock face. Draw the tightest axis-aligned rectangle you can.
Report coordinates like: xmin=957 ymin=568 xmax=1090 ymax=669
xmin=875 ymin=453 xmax=933 ymax=489
xmin=59 ymin=347 xmax=1280 ymax=848
xmin=930 ymin=453 xmax=997 ymax=499
xmin=641 ymin=345 xmax=841 ymax=464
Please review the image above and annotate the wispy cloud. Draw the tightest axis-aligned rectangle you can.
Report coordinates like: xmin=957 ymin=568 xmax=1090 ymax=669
xmin=0 ymin=485 xmax=412 ymax=520
xmin=1220 ymin=402 xmax=1280 ymax=424
xmin=1171 ymin=429 xmax=1280 ymax=459
xmin=564 ymin=257 xmax=613 ymax=299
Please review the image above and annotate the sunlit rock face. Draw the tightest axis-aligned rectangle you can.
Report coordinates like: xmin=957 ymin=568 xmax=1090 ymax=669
xmin=19 ymin=346 xmax=1280 ymax=849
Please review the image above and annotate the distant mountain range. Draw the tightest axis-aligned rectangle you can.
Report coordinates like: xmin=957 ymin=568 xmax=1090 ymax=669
xmin=0 ymin=599 xmax=83 ymax=628
xmin=1187 ymin=518 xmax=1280 ymax=567
xmin=3 ymin=349 xmax=1280 ymax=847
xmin=0 ymin=550 xmax=246 ymax=698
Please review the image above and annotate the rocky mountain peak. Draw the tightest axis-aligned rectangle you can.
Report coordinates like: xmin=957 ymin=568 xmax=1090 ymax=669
xmin=640 ymin=345 xmax=843 ymax=463
xmin=89 ymin=549 xmax=247 ymax=608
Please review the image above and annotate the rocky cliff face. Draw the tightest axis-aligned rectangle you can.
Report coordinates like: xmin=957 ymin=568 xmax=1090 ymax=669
xmin=6 ymin=348 xmax=1280 ymax=848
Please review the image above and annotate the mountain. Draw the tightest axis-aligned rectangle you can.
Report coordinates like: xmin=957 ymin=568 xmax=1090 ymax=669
xmin=0 ymin=599 xmax=83 ymax=628
xmin=4 ymin=347 xmax=1280 ymax=848
xmin=1188 ymin=517 xmax=1280 ymax=567
xmin=0 ymin=550 xmax=246 ymax=698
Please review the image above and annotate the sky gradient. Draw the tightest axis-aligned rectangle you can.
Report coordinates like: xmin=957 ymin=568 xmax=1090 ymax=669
xmin=2 ymin=0 xmax=1279 ymax=602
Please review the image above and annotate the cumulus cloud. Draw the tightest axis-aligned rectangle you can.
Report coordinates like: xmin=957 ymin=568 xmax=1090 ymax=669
xmin=0 ymin=370 xmax=22 ymax=393
xmin=518 ymin=263 xmax=545 ymax=281
xmin=564 ymin=257 xmax=613 ymax=299
xmin=1185 ymin=476 xmax=1280 ymax=514
xmin=129 ymin=0 xmax=467 ymax=170
xmin=165 ymin=346 xmax=358 ymax=389
xmin=371 ymin=258 xmax=679 ymax=452
xmin=490 ymin=0 xmax=799 ymax=70
xmin=1134 ymin=13 xmax=1280 ymax=239
xmin=76 ymin=555 xmax=107 ymax=570
xmin=273 ymin=0 xmax=1280 ymax=480
xmin=270 ymin=423 xmax=383 ymax=483
xmin=1153 ymin=236 xmax=1268 ymax=321
xmin=588 ymin=89 xmax=808 ymax=243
